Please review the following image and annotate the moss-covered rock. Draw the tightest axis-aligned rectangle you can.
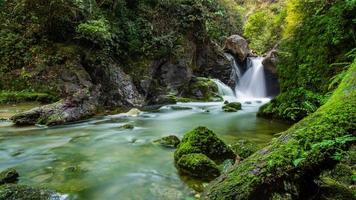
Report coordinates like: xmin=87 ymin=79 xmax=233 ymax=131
xmin=0 ymin=184 xmax=62 ymax=200
xmin=154 ymin=135 xmax=180 ymax=148
xmin=230 ymin=140 xmax=260 ymax=159
xmin=119 ymin=124 xmax=134 ymax=130
xmin=176 ymin=153 xmax=220 ymax=180
xmin=317 ymin=177 xmax=356 ymax=200
xmin=181 ymin=77 xmax=222 ymax=102
xmin=174 ymin=126 xmax=235 ymax=164
xmin=222 ymin=102 xmax=242 ymax=112
xmin=0 ymin=91 xmax=57 ymax=104
xmin=0 ymin=168 xmax=19 ymax=185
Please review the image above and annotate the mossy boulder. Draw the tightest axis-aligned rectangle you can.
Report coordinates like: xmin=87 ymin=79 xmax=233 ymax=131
xmin=230 ymin=139 xmax=260 ymax=159
xmin=119 ymin=124 xmax=134 ymax=130
xmin=0 ymin=184 xmax=62 ymax=200
xmin=0 ymin=168 xmax=19 ymax=185
xmin=317 ymin=177 xmax=356 ymax=200
xmin=181 ymin=77 xmax=222 ymax=102
xmin=176 ymin=153 xmax=220 ymax=180
xmin=222 ymin=102 xmax=242 ymax=112
xmin=174 ymin=127 xmax=235 ymax=164
xmin=154 ymin=135 xmax=180 ymax=148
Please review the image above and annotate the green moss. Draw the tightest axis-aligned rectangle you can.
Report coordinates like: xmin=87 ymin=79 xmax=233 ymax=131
xmin=174 ymin=126 xmax=235 ymax=164
xmin=222 ymin=102 xmax=242 ymax=112
xmin=181 ymin=78 xmax=222 ymax=102
xmin=0 ymin=91 xmax=57 ymax=104
xmin=0 ymin=184 xmax=59 ymax=200
xmin=317 ymin=177 xmax=356 ymax=200
xmin=0 ymin=168 xmax=19 ymax=185
xmin=230 ymin=140 xmax=260 ymax=159
xmin=154 ymin=135 xmax=180 ymax=148
xmin=176 ymin=153 xmax=220 ymax=181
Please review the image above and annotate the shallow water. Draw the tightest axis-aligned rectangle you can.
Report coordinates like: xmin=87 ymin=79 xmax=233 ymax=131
xmin=0 ymin=100 xmax=290 ymax=200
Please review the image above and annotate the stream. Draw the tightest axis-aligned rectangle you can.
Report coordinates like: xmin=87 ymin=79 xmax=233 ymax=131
xmin=0 ymin=56 xmax=290 ymax=200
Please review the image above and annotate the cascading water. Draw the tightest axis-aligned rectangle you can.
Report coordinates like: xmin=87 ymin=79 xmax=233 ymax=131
xmin=214 ymin=54 xmax=268 ymax=101
xmin=235 ymin=57 xmax=267 ymax=98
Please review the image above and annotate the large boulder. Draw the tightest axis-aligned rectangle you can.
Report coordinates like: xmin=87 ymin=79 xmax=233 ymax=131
xmin=0 ymin=168 xmax=19 ymax=185
xmin=180 ymin=77 xmax=222 ymax=102
xmin=224 ymin=35 xmax=251 ymax=62
xmin=174 ymin=127 xmax=236 ymax=164
xmin=176 ymin=153 xmax=220 ymax=180
xmin=11 ymin=88 xmax=99 ymax=126
xmin=262 ymin=46 xmax=278 ymax=75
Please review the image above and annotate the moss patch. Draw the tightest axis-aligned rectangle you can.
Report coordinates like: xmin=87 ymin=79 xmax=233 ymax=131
xmin=0 ymin=91 xmax=57 ymax=104
xmin=222 ymin=102 xmax=242 ymax=112
xmin=177 ymin=153 xmax=220 ymax=180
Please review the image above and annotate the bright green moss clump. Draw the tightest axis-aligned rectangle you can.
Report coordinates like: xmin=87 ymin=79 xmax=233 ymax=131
xmin=174 ymin=126 xmax=236 ymax=180
xmin=174 ymin=126 xmax=235 ymax=164
xmin=222 ymin=102 xmax=242 ymax=112
xmin=177 ymin=153 xmax=220 ymax=180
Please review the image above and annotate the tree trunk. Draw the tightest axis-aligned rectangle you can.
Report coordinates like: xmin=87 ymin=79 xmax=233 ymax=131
xmin=203 ymin=61 xmax=356 ymax=199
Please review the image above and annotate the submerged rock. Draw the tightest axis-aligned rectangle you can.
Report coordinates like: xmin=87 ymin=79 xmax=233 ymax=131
xmin=154 ymin=135 xmax=180 ymax=148
xmin=176 ymin=153 xmax=220 ymax=180
xmin=0 ymin=184 xmax=63 ymax=200
xmin=222 ymin=102 xmax=242 ymax=112
xmin=174 ymin=127 xmax=235 ymax=164
xmin=0 ymin=168 xmax=19 ymax=185
xmin=120 ymin=124 xmax=134 ymax=129
xmin=224 ymin=35 xmax=251 ymax=62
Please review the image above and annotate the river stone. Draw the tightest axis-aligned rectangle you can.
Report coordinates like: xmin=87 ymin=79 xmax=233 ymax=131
xmin=0 ymin=184 xmax=63 ymax=200
xmin=174 ymin=126 xmax=236 ymax=164
xmin=224 ymin=35 xmax=251 ymax=62
xmin=0 ymin=168 xmax=19 ymax=185
xmin=176 ymin=153 xmax=220 ymax=180
xmin=222 ymin=102 xmax=242 ymax=112
xmin=154 ymin=135 xmax=180 ymax=148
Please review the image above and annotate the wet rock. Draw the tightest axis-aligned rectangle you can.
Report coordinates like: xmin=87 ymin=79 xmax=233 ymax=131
xmin=154 ymin=135 xmax=180 ymax=148
xmin=222 ymin=102 xmax=242 ymax=112
xmin=11 ymin=88 xmax=99 ymax=126
xmin=125 ymin=108 xmax=141 ymax=117
xmin=0 ymin=184 xmax=63 ymax=200
xmin=224 ymin=35 xmax=251 ymax=62
xmin=174 ymin=126 xmax=235 ymax=164
xmin=120 ymin=124 xmax=134 ymax=130
xmin=181 ymin=77 xmax=222 ymax=102
xmin=176 ymin=153 xmax=220 ymax=180
xmin=262 ymin=46 xmax=278 ymax=75
xmin=0 ymin=168 xmax=19 ymax=185
xmin=244 ymin=101 xmax=252 ymax=104
xmin=230 ymin=140 xmax=260 ymax=159
xmin=170 ymin=106 xmax=192 ymax=111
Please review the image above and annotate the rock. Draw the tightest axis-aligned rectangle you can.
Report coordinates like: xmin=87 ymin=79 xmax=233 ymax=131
xmin=316 ymin=177 xmax=356 ymax=200
xmin=11 ymin=88 xmax=99 ymax=126
xmin=0 ymin=184 xmax=63 ymax=200
xmin=0 ymin=168 xmax=19 ymax=185
xmin=176 ymin=153 xmax=220 ymax=180
xmin=174 ymin=126 xmax=236 ymax=164
xmin=262 ymin=46 xmax=278 ymax=75
xmin=244 ymin=101 xmax=252 ymax=104
xmin=222 ymin=102 xmax=242 ymax=112
xmin=154 ymin=135 xmax=180 ymax=148
xmin=224 ymin=35 xmax=251 ymax=62
xmin=230 ymin=140 xmax=260 ymax=159
xmin=125 ymin=108 xmax=141 ymax=117
xmin=181 ymin=77 xmax=222 ymax=102
xmin=120 ymin=124 xmax=134 ymax=129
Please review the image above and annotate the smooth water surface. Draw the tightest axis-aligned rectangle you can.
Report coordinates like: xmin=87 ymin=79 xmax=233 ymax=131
xmin=0 ymin=101 xmax=290 ymax=200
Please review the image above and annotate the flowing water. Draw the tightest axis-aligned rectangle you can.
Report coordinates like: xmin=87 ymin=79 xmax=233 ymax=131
xmin=0 ymin=55 xmax=289 ymax=200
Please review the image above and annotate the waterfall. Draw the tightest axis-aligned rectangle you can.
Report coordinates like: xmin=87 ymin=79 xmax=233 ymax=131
xmin=235 ymin=57 xmax=267 ymax=98
xmin=214 ymin=54 xmax=268 ymax=101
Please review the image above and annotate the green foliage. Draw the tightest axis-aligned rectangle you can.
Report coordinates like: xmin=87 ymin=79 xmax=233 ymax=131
xmin=76 ymin=19 xmax=113 ymax=46
xmin=244 ymin=8 xmax=286 ymax=54
xmin=259 ymin=0 xmax=356 ymax=122
xmin=258 ymin=87 xmax=327 ymax=122
xmin=0 ymin=91 xmax=57 ymax=104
